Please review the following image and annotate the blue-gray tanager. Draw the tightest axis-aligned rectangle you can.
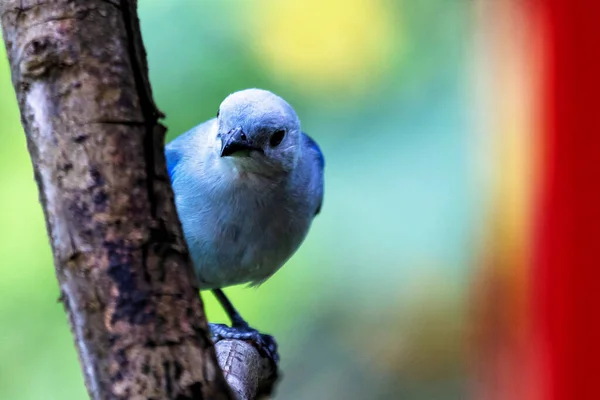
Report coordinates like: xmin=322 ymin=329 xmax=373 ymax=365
xmin=165 ymin=89 xmax=324 ymax=360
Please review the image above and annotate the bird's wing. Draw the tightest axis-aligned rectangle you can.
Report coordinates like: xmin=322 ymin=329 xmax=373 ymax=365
xmin=165 ymin=119 xmax=215 ymax=180
xmin=302 ymin=132 xmax=325 ymax=216
xmin=165 ymin=140 xmax=182 ymax=180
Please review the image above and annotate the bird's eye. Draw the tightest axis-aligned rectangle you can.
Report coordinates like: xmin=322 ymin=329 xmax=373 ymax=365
xmin=270 ymin=129 xmax=285 ymax=147
xmin=216 ymin=109 xmax=220 ymax=118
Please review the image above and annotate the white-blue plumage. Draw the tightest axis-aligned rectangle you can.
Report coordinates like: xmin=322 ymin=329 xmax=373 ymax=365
xmin=166 ymin=89 xmax=324 ymax=290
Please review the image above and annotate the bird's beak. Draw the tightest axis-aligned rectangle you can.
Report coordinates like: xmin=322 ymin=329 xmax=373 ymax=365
xmin=220 ymin=127 xmax=261 ymax=157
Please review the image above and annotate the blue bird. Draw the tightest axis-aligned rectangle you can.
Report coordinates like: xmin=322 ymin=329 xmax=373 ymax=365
xmin=165 ymin=89 xmax=324 ymax=360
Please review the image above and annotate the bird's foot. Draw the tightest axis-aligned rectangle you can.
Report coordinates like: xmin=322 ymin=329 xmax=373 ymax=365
xmin=209 ymin=322 xmax=279 ymax=363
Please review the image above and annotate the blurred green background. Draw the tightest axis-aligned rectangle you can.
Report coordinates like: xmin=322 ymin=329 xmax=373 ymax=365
xmin=0 ymin=1 xmax=478 ymax=398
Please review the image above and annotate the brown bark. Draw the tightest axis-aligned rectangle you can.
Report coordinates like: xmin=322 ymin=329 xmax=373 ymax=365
xmin=0 ymin=1 xmax=277 ymax=399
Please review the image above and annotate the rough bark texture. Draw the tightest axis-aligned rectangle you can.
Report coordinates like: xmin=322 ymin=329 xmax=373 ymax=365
xmin=0 ymin=1 xmax=242 ymax=398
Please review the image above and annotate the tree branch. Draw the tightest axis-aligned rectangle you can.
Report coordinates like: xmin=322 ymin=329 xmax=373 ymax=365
xmin=215 ymin=340 xmax=279 ymax=400
xmin=1 ymin=1 xmax=278 ymax=398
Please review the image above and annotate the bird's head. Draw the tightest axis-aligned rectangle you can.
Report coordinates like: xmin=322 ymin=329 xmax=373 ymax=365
xmin=216 ymin=89 xmax=302 ymax=174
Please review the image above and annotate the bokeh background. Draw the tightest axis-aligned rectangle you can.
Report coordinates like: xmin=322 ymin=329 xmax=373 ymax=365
xmin=0 ymin=1 xmax=545 ymax=399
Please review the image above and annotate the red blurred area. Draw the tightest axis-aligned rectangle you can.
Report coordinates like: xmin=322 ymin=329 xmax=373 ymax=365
xmin=533 ymin=1 xmax=600 ymax=399
xmin=470 ymin=1 xmax=545 ymax=398
xmin=472 ymin=1 xmax=600 ymax=399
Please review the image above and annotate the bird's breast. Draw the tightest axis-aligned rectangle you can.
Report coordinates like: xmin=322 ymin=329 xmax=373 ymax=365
xmin=178 ymin=171 xmax=311 ymax=289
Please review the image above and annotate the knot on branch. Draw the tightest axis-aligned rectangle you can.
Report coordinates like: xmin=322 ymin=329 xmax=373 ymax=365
xmin=19 ymin=33 xmax=75 ymax=79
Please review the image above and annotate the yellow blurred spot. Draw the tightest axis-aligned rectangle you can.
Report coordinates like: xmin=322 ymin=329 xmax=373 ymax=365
xmin=247 ymin=0 xmax=400 ymax=96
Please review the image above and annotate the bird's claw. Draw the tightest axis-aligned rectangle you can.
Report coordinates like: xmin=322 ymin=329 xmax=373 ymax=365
xmin=209 ymin=322 xmax=279 ymax=363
